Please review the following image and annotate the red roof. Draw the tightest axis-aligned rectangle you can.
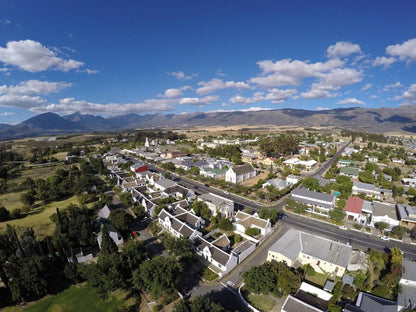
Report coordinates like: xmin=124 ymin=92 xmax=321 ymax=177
xmin=344 ymin=196 xmax=364 ymax=214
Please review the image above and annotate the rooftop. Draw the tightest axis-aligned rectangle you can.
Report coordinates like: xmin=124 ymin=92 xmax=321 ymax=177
xmin=268 ymin=229 xmax=352 ymax=268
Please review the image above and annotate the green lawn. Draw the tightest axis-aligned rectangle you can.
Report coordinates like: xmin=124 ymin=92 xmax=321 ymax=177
xmin=0 ymin=191 xmax=26 ymax=211
xmin=247 ymin=293 xmax=276 ymax=312
xmin=3 ymin=285 xmax=129 ymax=312
xmin=0 ymin=196 xmax=85 ymax=239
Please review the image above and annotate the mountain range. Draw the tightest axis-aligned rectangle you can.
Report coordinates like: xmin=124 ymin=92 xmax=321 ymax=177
xmin=1 ymin=106 xmax=416 ymax=139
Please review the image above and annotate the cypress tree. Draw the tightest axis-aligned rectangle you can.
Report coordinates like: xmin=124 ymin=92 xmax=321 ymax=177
xmin=100 ymin=227 xmax=118 ymax=255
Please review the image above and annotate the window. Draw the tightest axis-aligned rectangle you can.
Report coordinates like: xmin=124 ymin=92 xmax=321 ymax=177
xmin=317 ymin=261 xmax=320 ymax=265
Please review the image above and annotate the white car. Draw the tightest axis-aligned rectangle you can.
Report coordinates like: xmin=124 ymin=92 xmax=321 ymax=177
xmin=339 ymin=225 xmax=347 ymax=230
xmin=380 ymin=236 xmax=389 ymax=241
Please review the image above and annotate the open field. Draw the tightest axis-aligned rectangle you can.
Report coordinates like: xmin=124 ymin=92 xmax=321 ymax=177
xmin=0 ymin=191 xmax=26 ymax=211
xmin=9 ymin=164 xmax=72 ymax=185
xmin=3 ymin=284 xmax=132 ymax=312
xmin=0 ymin=196 xmax=83 ymax=238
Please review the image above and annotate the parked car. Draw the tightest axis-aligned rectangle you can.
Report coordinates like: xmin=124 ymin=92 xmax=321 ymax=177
xmin=339 ymin=225 xmax=347 ymax=230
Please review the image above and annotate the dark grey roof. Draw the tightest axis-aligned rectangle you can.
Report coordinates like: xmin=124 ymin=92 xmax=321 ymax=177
xmin=397 ymin=204 xmax=416 ymax=222
xmin=402 ymin=259 xmax=416 ymax=282
xmin=397 ymin=284 xmax=416 ymax=311
xmin=353 ymin=181 xmax=376 ymax=191
xmin=232 ymin=163 xmax=256 ymax=175
xmin=199 ymin=193 xmax=232 ymax=207
xmin=282 ymin=295 xmax=324 ymax=312
xmin=232 ymin=240 xmax=255 ymax=254
xmin=292 ymin=188 xmax=335 ymax=209
xmin=342 ymin=274 xmax=355 ymax=286
xmin=357 ymin=292 xmax=397 ymax=312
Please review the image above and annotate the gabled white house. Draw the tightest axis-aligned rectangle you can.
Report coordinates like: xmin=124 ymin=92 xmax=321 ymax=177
xmin=267 ymin=229 xmax=352 ymax=277
xmin=291 ymin=188 xmax=336 ymax=216
xmin=234 ymin=210 xmax=272 ymax=235
xmin=225 ymin=164 xmax=257 ymax=184
xmin=198 ymin=193 xmax=234 ymax=218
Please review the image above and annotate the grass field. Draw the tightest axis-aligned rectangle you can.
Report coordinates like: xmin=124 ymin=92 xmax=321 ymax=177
xmin=247 ymin=293 xmax=276 ymax=312
xmin=3 ymin=284 xmax=131 ymax=312
xmin=0 ymin=196 xmax=83 ymax=238
xmin=9 ymin=163 xmax=73 ymax=185
xmin=0 ymin=191 xmax=26 ymax=211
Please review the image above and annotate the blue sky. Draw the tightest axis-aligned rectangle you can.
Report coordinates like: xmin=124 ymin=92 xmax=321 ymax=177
xmin=0 ymin=0 xmax=415 ymax=124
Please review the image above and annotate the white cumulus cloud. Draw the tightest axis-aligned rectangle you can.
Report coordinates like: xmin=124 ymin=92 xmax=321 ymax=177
xmin=0 ymin=40 xmax=84 ymax=72
xmin=250 ymin=58 xmax=343 ymax=88
xmin=0 ymin=80 xmax=72 ymax=96
xmin=361 ymin=83 xmax=372 ymax=91
xmin=31 ymin=98 xmax=177 ymax=115
xmin=196 ymin=79 xmax=250 ymax=95
xmin=386 ymin=38 xmax=416 ymax=61
xmin=327 ymin=41 xmax=362 ymax=59
xmin=168 ymin=71 xmax=197 ymax=80
xmin=178 ymin=95 xmax=219 ymax=105
xmin=394 ymin=84 xmax=416 ymax=104
xmin=337 ymin=98 xmax=365 ymax=105
xmin=373 ymin=56 xmax=397 ymax=68
xmin=383 ymin=81 xmax=403 ymax=91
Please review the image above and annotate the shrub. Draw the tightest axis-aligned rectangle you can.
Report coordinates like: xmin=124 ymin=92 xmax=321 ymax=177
xmin=245 ymin=227 xmax=260 ymax=237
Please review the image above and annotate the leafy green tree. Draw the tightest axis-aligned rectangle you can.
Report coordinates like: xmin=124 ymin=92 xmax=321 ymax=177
xmin=190 ymin=201 xmax=211 ymax=219
xmin=245 ymin=227 xmax=260 ymax=237
xmin=243 ymin=263 xmax=277 ymax=294
xmin=119 ymin=192 xmax=133 ymax=207
xmin=163 ymin=236 xmax=192 ymax=260
xmin=391 ymin=226 xmax=407 ymax=238
xmin=302 ymin=177 xmax=320 ymax=191
xmin=109 ymin=208 xmax=134 ymax=237
xmin=20 ymin=192 xmax=35 ymax=207
xmin=100 ymin=227 xmax=118 ymax=255
xmin=133 ymin=256 xmax=182 ymax=299
xmin=0 ymin=205 xmax=10 ymax=221
xmin=376 ymin=222 xmax=389 ymax=234
xmin=217 ymin=218 xmax=233 ymax=231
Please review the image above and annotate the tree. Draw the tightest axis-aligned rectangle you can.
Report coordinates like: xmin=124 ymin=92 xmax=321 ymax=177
xmin=100 ymin=227 xmax=118 ymax=255
xmin=391 ymin=226 xmax=407 ymax=238
xmin=163 ymin=236 xmax=192 ymax=260
xmin=302 ymin=177 xmax=320 ymax=191
xmin=0 ymin=205 xmax=10 ymax=221
xmin=133 ymin=256 xmax=183 ymax=299
xmin=217 ymin=218 xmax=233 ymax=231
xmin=190 ymin=201 xmax=211 ymax=219
xmin=245 ymin=227 xmax=260 ymax=237
xmin=376 ymin=222 xmax=389 ymax=234
xmin=109 ymin=208 xmax=134 ymax=237
xmin=20 ymin=192 xmax=35 ymax=207
xmin=119 ymin=192 xmax=133 ymax=207
xmin=390 ymin=247 xmax=403 ymax=266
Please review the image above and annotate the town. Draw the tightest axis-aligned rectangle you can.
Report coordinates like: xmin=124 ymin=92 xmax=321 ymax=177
xmin=0 ymin=128 xmax=416 ymax=312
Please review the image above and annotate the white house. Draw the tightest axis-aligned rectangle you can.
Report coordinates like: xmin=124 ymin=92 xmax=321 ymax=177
xmin=291 ymin=188 xmax=336 ymax=216
xmin=234 ymin=210 xmax=272 ymax=236
xmin=198 ymin=193 xmax=234 ymax=218
xmin=286 ymin=174 xmax=302 ymax=185
xmin=371 ymin=202 xmax=399 ymax=229
xmin=194 ymin=236 xmax=238 ymax=276
xmin=158 ymin=209 xmax=202 ymax=241
xmin=262 ymin=178 xmax=289 ymax=191
xmin=343 ymin=196 xmax=372 ymax=224
xmin=267 ymin=229 xmax=352 ymax=277
xmin=352 ymin=181 xmax=381 ymax=199
xmin=225 ymin=164 xmax=257 ymax=184
xmin=283 ymin=158 xmax=317 ymax=172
